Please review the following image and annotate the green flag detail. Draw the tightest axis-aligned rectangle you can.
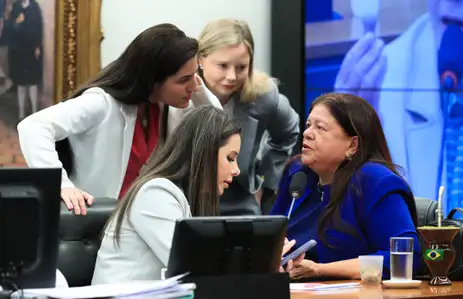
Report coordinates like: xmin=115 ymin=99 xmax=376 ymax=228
xmin=425 ymin=249 xmax=444 ymax=261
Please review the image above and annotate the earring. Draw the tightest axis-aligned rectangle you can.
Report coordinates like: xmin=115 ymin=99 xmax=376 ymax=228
xmin=199 ymin=64 xmax=203 ymax=69
xmin=346 ymin=153 xmax=353 ymax=161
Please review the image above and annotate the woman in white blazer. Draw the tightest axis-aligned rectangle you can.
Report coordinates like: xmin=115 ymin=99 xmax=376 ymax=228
xmin=92 ymin=106 xmax=241 ymax=283
xmin=17 ymin=23 xmax=222 ymax=215
xmin=92 ymin=106 xmax=302 ymax=284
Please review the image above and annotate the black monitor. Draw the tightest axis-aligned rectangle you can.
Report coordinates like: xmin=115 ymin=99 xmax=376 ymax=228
xmin=166 ymin=215 xmax=287 ymax=278
xmin=0 ymin=168 xmax=61 ymax=291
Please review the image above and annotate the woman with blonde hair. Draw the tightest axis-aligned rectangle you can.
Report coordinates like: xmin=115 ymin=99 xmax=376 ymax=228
xmin=197 ymin=19 xmax=300 ymax=215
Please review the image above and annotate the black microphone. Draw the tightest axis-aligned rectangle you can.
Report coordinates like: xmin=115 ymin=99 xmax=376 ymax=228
xmin=286 ymin=172 xmax=308 ymax=219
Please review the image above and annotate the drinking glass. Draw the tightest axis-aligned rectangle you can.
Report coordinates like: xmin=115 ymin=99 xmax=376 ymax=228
xmin=359 ymin=255 xmax=383 ymax=284
xmin=390 ymin=237 xmax=414 ymax=281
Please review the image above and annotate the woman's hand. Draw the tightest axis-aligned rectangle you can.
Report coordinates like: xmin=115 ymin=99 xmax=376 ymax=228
xmin=282 ymin=238 xmax=295 ymax=255
xmin=61 ymin=187 xmax=94 ymax=216
xmin=194 ymin=74 xmax=203 ymax=88
xmin=279 ymin=238 xmax=306 ymax=272
xmin=289 ymin=259 xmax=321 ymax=280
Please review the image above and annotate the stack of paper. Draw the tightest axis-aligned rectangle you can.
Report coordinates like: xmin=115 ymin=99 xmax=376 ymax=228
xmin=12 ymin=274 xmax=194 ymax=299
xmin=290 ymin=282 xmax=360 ymax=292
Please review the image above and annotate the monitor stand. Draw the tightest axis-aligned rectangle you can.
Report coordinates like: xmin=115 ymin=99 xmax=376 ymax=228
xmin=223 ymin=219 xmax=253 ymax=274
xmin=190 ymin=220 xmax=290 ymax=299
xmin=189 ymin=273 xmax=290 ymax=299
xmin=0 ymin=262 xmax=23 ymax=298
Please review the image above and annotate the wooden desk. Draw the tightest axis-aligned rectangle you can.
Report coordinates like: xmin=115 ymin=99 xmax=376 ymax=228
xmin=306 ymin=0 xmax=427 ymax=59
xmin=291 ymin=281 xmax=463 ymax=299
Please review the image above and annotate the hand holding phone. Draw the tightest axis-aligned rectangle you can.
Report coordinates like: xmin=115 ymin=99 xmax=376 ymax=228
xmin=280 ymin=239 xmax=317 ymax=267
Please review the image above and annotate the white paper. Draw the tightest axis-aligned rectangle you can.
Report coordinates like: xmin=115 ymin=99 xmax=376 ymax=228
xmin=115 ymin=283 xmax=195 ymax=298
xmin=290 ymin=282 xmax=360 ymax=291
xmin=16 ymin=274 xmax=192 ymax=299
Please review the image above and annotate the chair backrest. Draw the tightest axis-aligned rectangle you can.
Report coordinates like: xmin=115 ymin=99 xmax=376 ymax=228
xmin=414 ymin=197 xmax=437 ymax=227
xmin=57 ymin=197 xmax=117 ymax=287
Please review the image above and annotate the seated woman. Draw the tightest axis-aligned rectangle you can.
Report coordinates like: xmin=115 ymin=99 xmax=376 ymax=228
xmin=92 ymin=106 xmax=301 ymax=284
xmin=270 ymin=93 xmax=421 ymax=280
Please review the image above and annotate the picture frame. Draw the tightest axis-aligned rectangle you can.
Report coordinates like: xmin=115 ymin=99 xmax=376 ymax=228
xmin=0 ymin=0 xmax=102 ymax=167
xmin=54 ymin=0 xmax=103 ymax=102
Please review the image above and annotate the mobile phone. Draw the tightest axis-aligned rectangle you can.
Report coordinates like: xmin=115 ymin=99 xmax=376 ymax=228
xmin=280 ymin=239 xmax=317 ymax=267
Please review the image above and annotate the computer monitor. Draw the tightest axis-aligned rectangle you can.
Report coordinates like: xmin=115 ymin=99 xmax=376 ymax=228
xmin=166 ymin=215 xmax=287 ymax=278
xmin=0 ymin=168 xmax=61 ymax=290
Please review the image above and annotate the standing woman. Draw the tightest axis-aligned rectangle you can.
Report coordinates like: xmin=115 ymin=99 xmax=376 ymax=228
xmin=197 ymin=19 xmax=300 ymax=215
xmin=17 ymin=23 xmax=221 ymax=215
xmin=9 ymin=0 xmax=43 ymax=120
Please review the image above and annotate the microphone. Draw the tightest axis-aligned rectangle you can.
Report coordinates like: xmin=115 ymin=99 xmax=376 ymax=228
xmin=438 ymin=23 xmax=463 ymax=92
xmin=286 ymin=172 xmax=308 ymax=219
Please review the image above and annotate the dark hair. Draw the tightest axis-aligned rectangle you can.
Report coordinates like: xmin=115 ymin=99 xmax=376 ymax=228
xmin=72 ymin=23 xmax=198 ymax=104
xmin=310 ymin=93 xmax=418 ymax=246
xmin=108 ymin=106 xmax=242 ymax=247
xmin=57 ymin=23 xmax=198 ymax=174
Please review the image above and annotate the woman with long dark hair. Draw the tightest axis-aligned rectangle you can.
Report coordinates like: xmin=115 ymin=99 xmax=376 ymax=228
xmin=270 ymin=93 xmax=421 ymax=280
xmin=91 ymin=106 xmax=241 ymax=283
xmin=17 ymin=23 xmax=221 ymax=215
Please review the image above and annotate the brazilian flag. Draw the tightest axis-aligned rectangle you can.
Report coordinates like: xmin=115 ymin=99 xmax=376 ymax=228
xmin=425 ymin=249 xmax=444 ymax=261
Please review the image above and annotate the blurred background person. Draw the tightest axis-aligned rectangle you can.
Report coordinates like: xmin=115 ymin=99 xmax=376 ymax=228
xmin=0 ymin=0 xmax=13 ymax=94
xmin=335 ymin=0 xmax=463 ymax=212
xmin=9 ymin=0 xmax=43 ymax=121
xmin=197 ymin=19 xmax=299 ymax=216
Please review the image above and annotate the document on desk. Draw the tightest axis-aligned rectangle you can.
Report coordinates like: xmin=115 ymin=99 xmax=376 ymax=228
xmin=15 ymin=274 xmax=194 ymax=299
xmin=290 ymin=282 xmax=360 ymax=292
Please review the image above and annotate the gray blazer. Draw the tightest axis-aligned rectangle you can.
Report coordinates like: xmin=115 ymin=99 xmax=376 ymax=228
xmin=232 ymin=80 xmax=300 ymax=194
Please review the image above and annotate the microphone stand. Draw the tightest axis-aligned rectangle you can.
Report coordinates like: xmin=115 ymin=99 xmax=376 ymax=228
xmin=286 ymin=191 xmax=300 ymax=220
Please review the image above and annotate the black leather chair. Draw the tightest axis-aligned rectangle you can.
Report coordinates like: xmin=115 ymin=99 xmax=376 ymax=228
xmin=414 ymin=197 xmax=438 ymax=227
xmin=57 ymin=197 xmax=117 ymax=287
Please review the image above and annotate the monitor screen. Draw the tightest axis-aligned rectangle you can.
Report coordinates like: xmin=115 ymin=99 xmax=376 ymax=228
xmin=0 ymin=187 xmax=40 ymax=267
xmin=0 ymin=168 xmax=61 ymax=290
xmin=272 ymin=0 xmax=463 ymax=213
xmin=303 ymin=0 xmax=459 ymax=211
xmin=166 ymin=215 xmax=287 ymax=278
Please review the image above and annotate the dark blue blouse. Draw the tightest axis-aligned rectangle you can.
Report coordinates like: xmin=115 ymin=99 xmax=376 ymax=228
xmin=270 ymin=159 xmax=422 ymax=278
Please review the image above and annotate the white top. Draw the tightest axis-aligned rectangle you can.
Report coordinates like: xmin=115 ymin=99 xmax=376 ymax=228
xmin=17 ymin=84 xmax=221 ymax=199
xmin=91 ymin=178 xmax=191 ymax=284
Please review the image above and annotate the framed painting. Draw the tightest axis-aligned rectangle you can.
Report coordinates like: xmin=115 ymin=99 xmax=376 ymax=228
xmin=0 ymin=0 xmax=103 ymax=167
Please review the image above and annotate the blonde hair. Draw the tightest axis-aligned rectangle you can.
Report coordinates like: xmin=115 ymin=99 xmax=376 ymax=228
xmin=198 ymin=19 xmax=277 ymax=102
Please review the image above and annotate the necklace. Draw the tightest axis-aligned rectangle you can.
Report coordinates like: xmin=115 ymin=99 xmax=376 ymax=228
xmin=317 ymin=182 xmax=324 ymax=201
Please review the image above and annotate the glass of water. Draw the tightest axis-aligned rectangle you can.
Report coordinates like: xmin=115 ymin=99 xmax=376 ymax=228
xmin=390 ymin=237 xmax=414 ymax=281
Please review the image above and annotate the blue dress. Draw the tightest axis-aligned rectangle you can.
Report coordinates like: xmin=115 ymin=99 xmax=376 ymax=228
xmin=270 ymin=159 xmax=422 ymax=278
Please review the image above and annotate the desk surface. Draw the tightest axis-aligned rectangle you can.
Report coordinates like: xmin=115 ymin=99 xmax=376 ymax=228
xmin=291 ymin=281 xmax=463 ymax=299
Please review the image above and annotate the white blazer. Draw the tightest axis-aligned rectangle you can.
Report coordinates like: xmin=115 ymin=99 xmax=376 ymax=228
xmin=92 ymin=178 xmax=191 ymax=284
xmin=379 ymin=13 xmax=442 ymax=201
xmin=17 ymin=84 xmax=222 ymax=199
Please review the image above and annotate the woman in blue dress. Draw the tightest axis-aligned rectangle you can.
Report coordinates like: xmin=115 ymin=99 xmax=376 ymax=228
xmin=271 ymin=93 xmax=421 ymax=280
